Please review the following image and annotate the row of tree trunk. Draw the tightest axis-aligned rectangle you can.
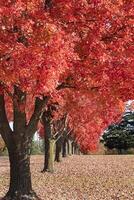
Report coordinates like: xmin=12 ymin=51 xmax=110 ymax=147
xmin=41 ymin=106 xmax=81 ymax=173
xmin=42 ymin=136 xmax=80 ymax=173
xmin=0 ymin=88 xmax=81 ymax=200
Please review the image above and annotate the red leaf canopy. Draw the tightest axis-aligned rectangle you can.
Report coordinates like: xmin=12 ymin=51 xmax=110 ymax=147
xmin=0 ymin=0 xmax=134 ymax=151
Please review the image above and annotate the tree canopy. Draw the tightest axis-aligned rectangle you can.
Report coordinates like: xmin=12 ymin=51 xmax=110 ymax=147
xmin=0 ymin=1 xmax=134 ymax=199
xmin=0 ymin=0 xmax=134 ymax=150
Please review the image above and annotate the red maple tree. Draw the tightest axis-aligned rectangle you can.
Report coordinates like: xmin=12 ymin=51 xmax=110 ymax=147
xmin=0 ymin=0 xmax=76 ymax=199
xmin=0 ymin=0 xmax=134 ymax=199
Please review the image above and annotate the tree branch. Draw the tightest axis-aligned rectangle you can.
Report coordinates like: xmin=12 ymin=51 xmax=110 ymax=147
xmin=44 ymin=0 xmax=53 ymax=10
xmin=56 ymin=82 xmax=76 ymax=90
xmin=27 ymin=96 xmax=50 ymax=137
xmin=13 ymin=86 xmax=26 ymax=134
xmin=101 ymin=25 xmax=126 ymax=43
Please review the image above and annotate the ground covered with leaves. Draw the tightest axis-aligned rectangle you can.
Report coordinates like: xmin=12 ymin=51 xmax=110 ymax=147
xmin=0 ymin=155 xmax=134 ymax=200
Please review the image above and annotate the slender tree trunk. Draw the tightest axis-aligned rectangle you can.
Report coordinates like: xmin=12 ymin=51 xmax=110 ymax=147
xmin=55 ymin=138 xmax=62 ymax=162
xmin=72 ymin=142 xmax=74 ymax=154
xmin=42 ymin=138 xmax=55 ymax=173
xmin=74 ymin=144 xmax=79 ymax=154
xmin=42 ymin=109 xmax=54 ymax=172
xmin=55 ymin=141 xmax=60 ymax=162
xmin=62 ymin=139 xmax=67 ymax=157
xmin=68 ymin=140 xmax=72 ymax=156
xmin=48 ymin=139 xmax=55 ymax=173
xmin=42 ymin=137 xmax=49 ymax=172
xmin=55 ymin=146 xmax=62 ymax=162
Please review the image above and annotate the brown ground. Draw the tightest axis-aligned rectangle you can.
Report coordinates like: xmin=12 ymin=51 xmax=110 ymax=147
xmin=0 ymin=155 xmax=134 ymax=200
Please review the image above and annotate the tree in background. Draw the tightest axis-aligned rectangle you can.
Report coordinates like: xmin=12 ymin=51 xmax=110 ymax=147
xmin=30 ymin=138 xmax=44 ymax=155
xmin=102 ymin=111 xmax=134 ymax=154
xmin=39 ymin=105 xmax=73 ymax=173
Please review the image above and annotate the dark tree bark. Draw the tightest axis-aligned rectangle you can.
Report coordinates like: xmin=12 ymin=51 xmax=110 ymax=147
xmin=118 ymin=148 xmax=123 ymax=154
xmin=41 ymin=110 xmax=52 ymax=172
xmin=62 ymin=138 xmax=68 ymax=157
xmin=5 ymin=143 xmax=38 ymax=200
xmin=72 ymin=142 xmax=74 ymax=154
xmin=0 ymin=87 xmax=49 ymax=200
xmin=55 ymin=137 xmax=62 ymax=162
xmin=44 ymin=0 xmax=52 ymax=9
xmin=74 ymin=142 xmax=79 ymax=155
xmin=43 ymin=136 xmax=50 ymax=171
xmin=42 ymin=109 xmax=68 ymax=172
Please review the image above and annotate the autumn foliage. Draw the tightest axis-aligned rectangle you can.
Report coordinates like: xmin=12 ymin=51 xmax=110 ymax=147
xmin=48 ymin=0 xmax=134 ymax=151
xmin=0 ymin=1 xmax=134 ymax=199
xmin=0 ymin=0 xmax=134 ymax=151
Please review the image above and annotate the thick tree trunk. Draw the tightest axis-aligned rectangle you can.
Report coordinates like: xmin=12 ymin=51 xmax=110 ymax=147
xmin=4 ymin=141 xmax=39 ymax=200
xmin=0 ymin=90 xmax=49 ymax=200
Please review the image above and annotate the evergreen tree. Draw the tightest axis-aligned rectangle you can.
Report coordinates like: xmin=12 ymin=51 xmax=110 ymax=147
xmin=102 ymin=112 xmax=134 ymax=153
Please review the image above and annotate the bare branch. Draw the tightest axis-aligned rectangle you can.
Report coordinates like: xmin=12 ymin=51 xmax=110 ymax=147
xmin=53 ymin=131 xmax=59 ymax=138
xmin=56 ymin=82 xmax=76 ymax=90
